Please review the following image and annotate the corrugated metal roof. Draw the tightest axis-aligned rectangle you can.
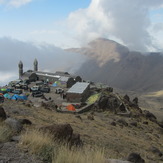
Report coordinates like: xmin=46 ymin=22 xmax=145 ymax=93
xmin=59 ymin=76 xmax=70 ymax=82
xmin=67 ymin=82 xmax=90 ymax=94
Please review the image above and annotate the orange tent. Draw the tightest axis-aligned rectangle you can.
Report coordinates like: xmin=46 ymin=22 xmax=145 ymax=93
xmin=66 ymin=104 xmax=76 ymax=111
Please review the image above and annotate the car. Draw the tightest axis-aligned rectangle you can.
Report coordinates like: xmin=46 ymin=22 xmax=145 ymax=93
xmin=12 ymin=89 xmax=23 ymax=95
xmin=9 ymin=80 xmax=22 ymax=87
xmin=55 ymin=88 xmax=64 ymax=94
xmin=40 ymin=86 xmax=50 ymax=93
xmin=32 ymin=91 xmax=43 ymax=97
xmin=6 ymin=87 xmax=14 ymax=93
xmin=30 ymin=86 xmax=40 ymax=92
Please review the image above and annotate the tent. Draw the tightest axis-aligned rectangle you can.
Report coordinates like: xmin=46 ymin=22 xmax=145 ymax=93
xmin=87 ymin=93 xmax=100 ymax=104
xmin=52 ymin=81 xmax=61 ymax=87
xmin=11 ymin=94 xmax=27 ymax=100
xmin=66 ymin=104 xmax=76 ymax=111
xmin=4 ymin=93 xmax=12 ymax=99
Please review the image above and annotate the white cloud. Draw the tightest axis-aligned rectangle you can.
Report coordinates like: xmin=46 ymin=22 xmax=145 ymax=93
xmin=66 ymin=0 xmax=163 ymax=51
xmin=8 ymin=0 xmax=32 ymax=8
xmin=0 ymin=37 xmax=88 ymax=85
xmin=0 ymin=0 xmax=32 ymax=8
xmin=0 ymin=72 xmax=17 ymax=86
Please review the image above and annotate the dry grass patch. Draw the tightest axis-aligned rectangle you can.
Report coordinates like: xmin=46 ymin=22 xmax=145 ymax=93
xmin=20 ymin=129 xmax=54 ymax=162
xmin=53 ymin=145 xmax=105 ymax=163
xmin=20 ymin=128 xmax=106 ymax=163
xmin=0 ymin=121 xmax=13 ymax=143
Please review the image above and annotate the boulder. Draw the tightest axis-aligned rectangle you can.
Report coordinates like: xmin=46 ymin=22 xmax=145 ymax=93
xmin=130 ymin=121 xmax=138 ymax=127
xmin=69 ymin=133 xmax=83 ymax=147
xmin=127 ymin=153 xmax=145 ymax=163
xmin=105 ymin=159 xmax=131 ymax=163
xmin=117 ymin=119 xmax=128 ymax=127
xmin=18 ymin=119 xmax=32 ymax=125
xmin=150 ymin=146 xmax=163 ymax=157
xmin=124 ymin=95 xmax=130 ymax=102
xmin=5 ymin=118 xmax=23 ymax=133
xmin=132 ymin=97 xmax=138 ymax=105
xmin=98 ymin=96 xmax=108 ymax=109
xmin=40 ymin=123 xmax=73 ymax=141
xmin=110 ymin=121 xmax=116 ymax=126
xmin=143 ymin=110 xmax=157 ymax=122
xmin=0 ymin=106 xmax=7 ymax=120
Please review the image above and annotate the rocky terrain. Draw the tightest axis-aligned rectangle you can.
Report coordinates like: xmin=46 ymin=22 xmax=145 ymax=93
xmin=0 ymin=85 xmax=163 ymax=163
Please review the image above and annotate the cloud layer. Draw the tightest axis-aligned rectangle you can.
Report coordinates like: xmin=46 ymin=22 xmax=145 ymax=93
xmin=0 ymin=0 xmax=32 ymax=8
xmin=67 ymin=0 xmax=163 ymax=51
xmin=0 ymin=37 xmax=87 ymax=86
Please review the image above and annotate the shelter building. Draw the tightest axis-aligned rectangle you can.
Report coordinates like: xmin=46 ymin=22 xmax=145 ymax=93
xmin=66 ymin=82 xmax=90 ymax=102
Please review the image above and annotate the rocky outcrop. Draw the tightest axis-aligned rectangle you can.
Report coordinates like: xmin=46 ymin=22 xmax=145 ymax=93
xmin=127 ymin=153 xmax=145 ymax=163
xmin=40 ymin=123 xmax=73 ymax=141
xmin=40 ymin=123 xmax=83 ymax=147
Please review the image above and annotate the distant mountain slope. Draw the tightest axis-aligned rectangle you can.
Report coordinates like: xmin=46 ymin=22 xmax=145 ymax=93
xmin=67 ymin=38 xmax=163 ymax=92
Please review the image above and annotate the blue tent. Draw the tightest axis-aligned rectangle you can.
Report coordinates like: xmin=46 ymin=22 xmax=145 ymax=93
xmin=11 ymin=94 xmax=27 ymax=100
xmin=52 ymin=83 xmax=57 ymax=87
xmin=4 ymin=93 xmax=12 ymax=99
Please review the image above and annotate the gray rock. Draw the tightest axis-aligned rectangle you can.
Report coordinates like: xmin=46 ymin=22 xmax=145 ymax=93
xmin=150 ymin=146 xmax=163 ymax=157
xmin=127 ymin=153 xmax=145 ymax=163
xmin=5 ymin=118 xmax=23 ymax=133
xmin=105 ymin=159 xmax=131 ymax=163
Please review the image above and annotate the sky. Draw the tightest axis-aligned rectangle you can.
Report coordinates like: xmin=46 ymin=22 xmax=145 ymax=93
xmin=0 ymin=0 xmax=163 ymax=85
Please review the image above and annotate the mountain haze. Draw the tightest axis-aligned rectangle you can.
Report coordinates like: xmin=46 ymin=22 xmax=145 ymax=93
xmin=68 ymin=38 xmax=163 ymax=92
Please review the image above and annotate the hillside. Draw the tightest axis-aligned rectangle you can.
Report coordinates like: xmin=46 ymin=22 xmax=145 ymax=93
xmin=68 ymin=38 xmax=163 ymax=92
xmin=0 ymin=83 xmax=163 ymax=163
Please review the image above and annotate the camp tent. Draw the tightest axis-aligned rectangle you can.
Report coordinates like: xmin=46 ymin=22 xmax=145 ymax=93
xmin=52 ymin=81 xmax=61 ymax=87
xmin=11 ymin=94 xmax=27 ymax=100
xmin=66 ymin=104 xmax=76 ymax=111
xmin=4 ymin=93 xmax=12 ymax=99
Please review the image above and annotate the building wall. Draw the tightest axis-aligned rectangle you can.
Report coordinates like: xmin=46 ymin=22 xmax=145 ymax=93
xmin=66 ymin=93 xmax=82 ymax=103
xmin=37 ymin=75 xmax=58 ymax=83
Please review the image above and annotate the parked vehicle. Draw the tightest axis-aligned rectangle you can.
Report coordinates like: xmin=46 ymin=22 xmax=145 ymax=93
xmin=30 ymin=86 xmax=40 ymax=92
xmin=36 ymin=81 xmax=44 ymax=86
xmin=7 ymin=87 xmax=14 ymax=93
xmin=9 ymin=80 xmax=22 ymax=87
xmin=12 ymin=89 xmax=23 ymax=95
xmin=32 ymin=91 xmax=43 ymax=97
xmin=55 ymin=88 xmax=64 ymax=94
xmin=40 ymin=86 xmax=50 ymax=93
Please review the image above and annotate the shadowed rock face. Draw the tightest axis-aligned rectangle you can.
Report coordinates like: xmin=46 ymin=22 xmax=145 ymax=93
xmin=69 ymin=38 xmax=163 ymax=92
xmin=40 ymin=123 xmax=83 ymax=147
xmin=127 ymin=153 xmax=145 ymax=163
xmin=0 ymin=106 xmax=7 ymax=120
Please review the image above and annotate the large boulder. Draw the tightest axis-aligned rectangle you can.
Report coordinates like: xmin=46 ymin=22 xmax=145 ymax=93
xmin=98 ymin=96 xmax=108 ymax=110
xmin=143 ymin=110 xmax=157 ymax=122
xmin=0 ymin=106 xmax=7 ymax=120
xmin=127 ymin=153 xmax=145 ymax=163
xmin=5 ymin=118 xmax=23 ymax=133
xmin=40 ymin=123 xmax=73 ymax=141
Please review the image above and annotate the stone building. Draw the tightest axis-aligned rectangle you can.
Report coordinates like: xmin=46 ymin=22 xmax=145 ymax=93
xmin=66 ymin=82 xmax=90 ymax=102
xmin=18 ymin=59 xmax=82 ymax=87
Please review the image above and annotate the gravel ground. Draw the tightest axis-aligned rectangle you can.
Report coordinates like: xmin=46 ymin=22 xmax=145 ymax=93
xmin=0 ymin=142 xmax=42 ymax=163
